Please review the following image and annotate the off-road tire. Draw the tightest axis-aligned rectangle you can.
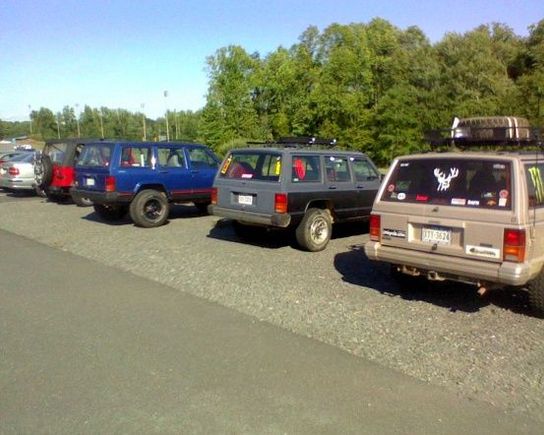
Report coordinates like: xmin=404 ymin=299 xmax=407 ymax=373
xmin=527 ymin=270 xmax=544 ymax=318
xmin=129 ymin=189 xmax=169 ymax=228
xmin=194 ymin=201 xmax=211 ymax=214
xmin=93 ymin=204 xmax=128 ymax=221
xmin=35 ymin=155 xmax=53 ymax=189
xmin=295 ymin=208 xmax=332 ymax=252
xmin=71 ymin=192 xmax=93 ymax=207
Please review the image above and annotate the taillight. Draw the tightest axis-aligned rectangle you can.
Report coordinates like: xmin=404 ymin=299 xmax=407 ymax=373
xmin=105 ymin=176 xmax=116 ymax=192
xmin=274 ymin=193 xmax=288 ymax=214
xmin=211 ymin=187 xmax=217 ymax=205
xmin=369 ymin=214 xmax=381 ymax=241
xmin=503 ymin=229 xmax=526 ymax=262
xmin=8 ymin=167 xmax=19 ymax=176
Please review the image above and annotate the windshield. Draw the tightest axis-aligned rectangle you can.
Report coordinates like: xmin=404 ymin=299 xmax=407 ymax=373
xmin=382 ymin=158 xmax=512 ymax=209
xmin=76 ymin=144 xmax=113 ymax=168
xmin=219 ymin=151 xmax=282 ymax=182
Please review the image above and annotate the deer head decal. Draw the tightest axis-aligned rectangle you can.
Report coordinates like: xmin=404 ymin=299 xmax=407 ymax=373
xmin=434 ymin=167 xmax=459 ymax=191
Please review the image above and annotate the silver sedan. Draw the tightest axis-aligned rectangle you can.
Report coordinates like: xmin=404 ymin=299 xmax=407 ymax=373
xmin=0 ymin=153 xmax=37 ymax=192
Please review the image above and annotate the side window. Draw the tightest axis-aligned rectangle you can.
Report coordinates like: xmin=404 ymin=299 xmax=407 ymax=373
xmin=526 ymin=163 xmax=544 ymax=207
xmin=292 ymin=155 xmax=321 ymax=182
xmin=157 ymin=147 xmax=186 ymax=168
xmin=351 ymin=158 xmax=379 ymax=182
xmin=121 ymin=146 xmax=152 ymax=168
xmin=325 ymin=156 xmax=351 ymax=182
xmin=188 ymin=148 xmax=217 ymax=169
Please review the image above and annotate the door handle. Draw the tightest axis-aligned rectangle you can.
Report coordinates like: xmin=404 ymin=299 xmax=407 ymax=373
xmin=356 ymin=184 xmax=364 ymax=188
xmin=328 ymin=185 xmax=337 ymax=190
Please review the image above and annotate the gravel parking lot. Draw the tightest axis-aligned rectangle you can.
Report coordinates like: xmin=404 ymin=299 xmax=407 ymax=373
xmin=1 ymin=191 xmax=543 ymax=423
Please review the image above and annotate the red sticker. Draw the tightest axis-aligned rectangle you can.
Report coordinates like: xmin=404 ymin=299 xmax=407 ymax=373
xmin=416 ymin=195 xmax=429 ymax=202
xmin=499 ymin=189 xmax=509 ymax=199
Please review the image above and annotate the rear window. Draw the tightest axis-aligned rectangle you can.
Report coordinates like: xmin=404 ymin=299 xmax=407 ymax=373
xmin=44 ymin=142 xmax=68 ymax=164
xmin=382 ymin=158 xmax=512 ymax=209
xmin=76 ymin=144 xmax=113 ymax=168
xmin=219 ymin=152 xmax=281 ymax=182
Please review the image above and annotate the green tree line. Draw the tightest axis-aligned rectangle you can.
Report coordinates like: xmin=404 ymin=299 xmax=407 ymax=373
xmin=2 ymin=18 xmax=543 ymax=165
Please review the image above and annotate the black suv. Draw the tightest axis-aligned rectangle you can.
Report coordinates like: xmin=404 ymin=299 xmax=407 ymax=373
xmin=208 ymin=137 xmax=381 ymax=251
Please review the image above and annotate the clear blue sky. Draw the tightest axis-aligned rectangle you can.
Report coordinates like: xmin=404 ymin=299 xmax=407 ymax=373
xmin=1 ymin=0 xmax=542 ymax=121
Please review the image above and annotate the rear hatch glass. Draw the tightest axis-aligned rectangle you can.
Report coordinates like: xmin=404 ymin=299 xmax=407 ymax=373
xmin=76 ymin=144 xmax=113 ymax=168
xmin=219 ymin=151 xmax=282 ymax=182
xmin=44 ymin=142 xmax=68 ymax=164
xmin=382 ymin=158 xmax=512 ymax=209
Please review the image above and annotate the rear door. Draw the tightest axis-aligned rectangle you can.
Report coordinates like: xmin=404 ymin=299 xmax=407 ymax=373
xmin=350 ymin=156 xmax=381 ymax=217
xmin=186 ymin=147 xmax=219 ymax=199
xmin=323 ymin=154 xmax=356 ymax=219
xmin=375 ymin=156 xmax=516 ymax=264
xmin=156 ymin=145 xmax=192 ymax=201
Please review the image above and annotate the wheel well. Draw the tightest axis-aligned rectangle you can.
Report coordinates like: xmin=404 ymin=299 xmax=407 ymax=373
xmin=305 ymin=200 xmax=335 ymax=220
xmin=135 ymin=184 xmax=168 ymax=198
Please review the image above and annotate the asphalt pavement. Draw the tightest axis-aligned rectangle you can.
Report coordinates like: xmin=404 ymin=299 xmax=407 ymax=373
xmin=0 ymin=229 xmax=540 ymax=434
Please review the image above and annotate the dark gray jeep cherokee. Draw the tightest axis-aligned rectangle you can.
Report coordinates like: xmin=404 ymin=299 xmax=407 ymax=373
xmin=208 ymin=137 xmax=381 ymax=251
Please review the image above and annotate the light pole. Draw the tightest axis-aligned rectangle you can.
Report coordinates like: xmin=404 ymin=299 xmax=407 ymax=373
xmin=98 ymin=109 xmax=104 ymax=139
xmin=164 ymin=90 xmax=170 ymax=142
xmin=55 ymin=113 xmax=61 ymax=139
xmin=75 ymin=103 xmax=81 ymax=138
xmin=28 ymin=105 xmax=32 ymax=135
xmin=141 ymin=103 xmax=147 ymax=140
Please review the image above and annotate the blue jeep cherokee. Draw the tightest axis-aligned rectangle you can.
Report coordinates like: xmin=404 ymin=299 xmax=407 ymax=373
xmin=71 ymin=140 xmax=219 ymax=227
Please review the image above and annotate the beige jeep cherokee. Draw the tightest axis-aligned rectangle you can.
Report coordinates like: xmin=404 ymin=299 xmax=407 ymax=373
xmin=364 ymin=117 xmax=544 ymax=316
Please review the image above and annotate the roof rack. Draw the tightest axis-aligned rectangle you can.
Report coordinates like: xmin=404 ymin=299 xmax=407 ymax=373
xmin=246 ymin=136 xmax=338 ymax=148
xmin=425 ymin=126 xmax=542 ymax=149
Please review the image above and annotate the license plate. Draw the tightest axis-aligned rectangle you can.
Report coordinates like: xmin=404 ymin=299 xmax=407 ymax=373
xmin=238 ymin=194 xmax=253 ymax=205
xmin=86 ymin=178 xmax=95 ymax=186
xmin=422 ymin=226 xmax=451 ymax=245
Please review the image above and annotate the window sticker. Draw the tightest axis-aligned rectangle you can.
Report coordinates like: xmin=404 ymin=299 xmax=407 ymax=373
xmin=400 ymin=162 xmax=410 ymax=167
xmin=274 ymin=158 xmax=281 ymax=175
xmin=221 ymin=155 xmax=233 ymax=174
xmin=467 ymin=200 xmax=480 ymax=206
xmin=528 ymin=166 xmax=544 ymax=203
xmin=387 ymin=184 xmax=395 ymax=192
xmin=499 ymin=189 xmax=509 ymax=199
xmin=241 ymin=173 xmax=253 ymax=179
xmin=397 ymin=193 xmax=406 ymax=200
xmin=499 ymin=198 xmax=507 ymax=207
xmin=493 ymin=163 xmax=506 ymax=169
xmin=416 ymin=194 xmax=429 ymax=202
xmin=451 ymin=198 xmax=466 ymax=206
xmin=434 ymin=168 xmax=459 ymax=191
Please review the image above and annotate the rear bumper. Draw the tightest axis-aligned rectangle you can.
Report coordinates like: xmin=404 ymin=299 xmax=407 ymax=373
xmin=364 ymin=241 xmax=533 ymax=287
xmin=1 ymin=178 xmax=34 ymax=190
xmin=46 ymin=185 xmax=70 ymax=196
xmin=208 ymin=205 xmax=291 ymax=227
xmin=70 ymin=188 xmax=132 ymax=204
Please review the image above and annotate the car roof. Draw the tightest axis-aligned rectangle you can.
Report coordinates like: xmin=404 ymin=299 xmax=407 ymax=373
xmin=229 ymin=147 xmax=367 ymax=156
xmin=82 ymin=140 xmax=207 ymax=147
xmin=394 ymin=151 xmax=544 ymax=161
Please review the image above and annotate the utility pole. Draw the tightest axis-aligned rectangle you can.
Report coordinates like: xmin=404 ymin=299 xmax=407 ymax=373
xmin=164 ymin=90 xmax=169 ymax=141
xmin=98 ymin=109 xmax=104 ymax=139
xmin=55 ymin=113 xmax=61 ymax=139
xmin=28 ymin=105 xmax=32 ymax=135
xmin=141 ymin=103 xmax=147 ymax=140
xmin=75 ymin=103 xmax=81 ymax=138
xmin=175 ymin=109 xmax=179 ymax=140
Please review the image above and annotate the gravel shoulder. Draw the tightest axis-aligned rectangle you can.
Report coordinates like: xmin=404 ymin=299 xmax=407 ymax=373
xmin=1 ymin=196 xmax=543 ymax=423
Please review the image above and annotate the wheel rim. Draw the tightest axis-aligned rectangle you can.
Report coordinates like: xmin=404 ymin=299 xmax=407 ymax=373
xmin=309 ymin=215 xmax=329 ymax=245
xmin=143 ymin=199 xmax=164 ymax=221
